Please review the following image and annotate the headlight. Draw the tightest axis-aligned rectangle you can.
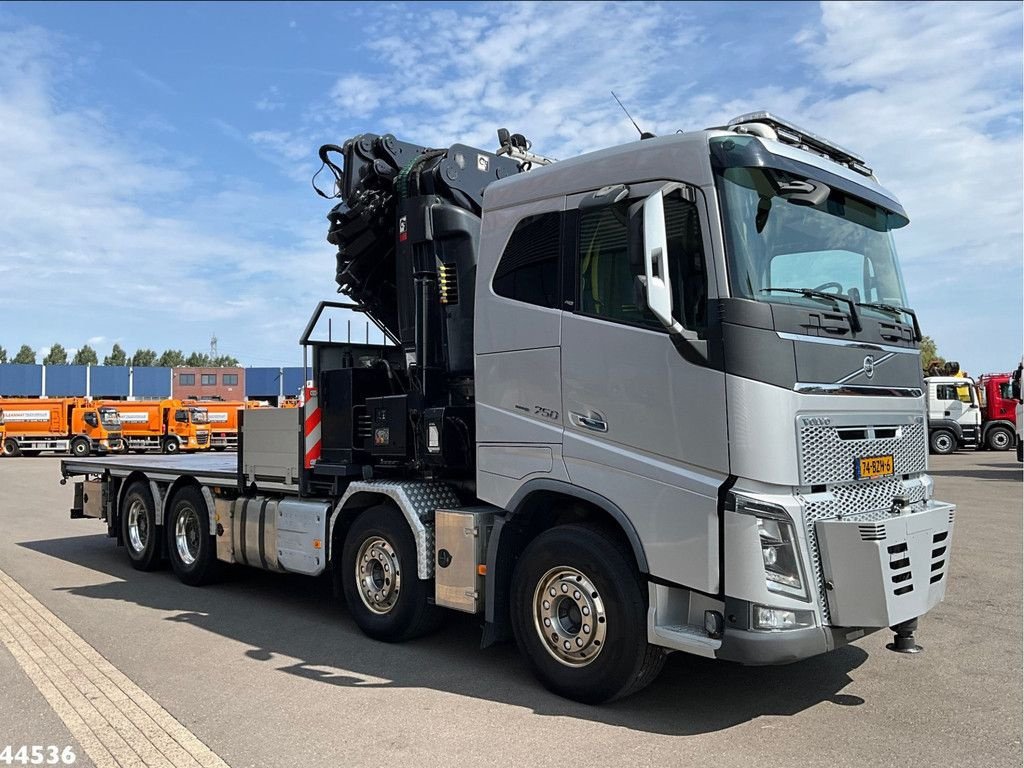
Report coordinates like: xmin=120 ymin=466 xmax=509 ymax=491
xmin=728 ymin=492 xmax=808 ymax=600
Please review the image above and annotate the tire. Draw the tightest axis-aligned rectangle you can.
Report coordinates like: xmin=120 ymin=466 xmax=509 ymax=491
xmin=511 ymin=524 xmax=665 ymax=704
xmin=162 ymin=438 xmax=180 ymax=455
xmin=340 ymin=504 xmax=440 ymax=642
xmin=986 ymin=426 xmax=1013 ymax=451
xmin=165 ymin=486 xmax=221 ymax=586
xmin=930 ymin=429 xmax=956 ymax=455
xmin=120 ymin=482 xmax=161 ymax=571
xmin=1 ymin=439 xmax=19 ymax=458
xmin=70 ymin=438 xmax=90 ymax=458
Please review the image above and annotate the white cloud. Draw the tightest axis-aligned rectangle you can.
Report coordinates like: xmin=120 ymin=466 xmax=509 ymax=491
xmin=255 ymin=85 xmax=284 ymax=112
xmin=0 ymin=22 xmax=336 ymax=366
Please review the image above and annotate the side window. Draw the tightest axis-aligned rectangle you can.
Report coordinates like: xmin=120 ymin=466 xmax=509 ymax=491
xmin=493 ymin=212 xmax=561 ymax=309
xmin=175 ymin=409 xmax=188 ymax=423
xmin=935 ymin=384 xmax=957 ymax=400
xmin=999 ymin=382 xmax=1013 ymax=400
xmin=577 ymin=192 xmax=707 ymax=331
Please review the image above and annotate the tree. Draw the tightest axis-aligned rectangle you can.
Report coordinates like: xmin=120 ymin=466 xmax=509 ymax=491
xmin=72 ymin=345 xmax=99 ymax=366
xmin=104 ymin=343 xmax=128 ymax=366
xmin=185 ymin=351 xmax=211 ymax=367
xmin=43 ymin=343 xmax=68 ymax=365
xmin=211 ymin=354 xmax=240 ymax=367
xmin=0 ymin=346 xmax=6 ymax=364
xmin=12 ymin=345 xmax=35 ymax=364
xmin=919 ymin=336 xmax=940 ymax=372
xmin=157 ymin=349 xmax=186 ymax=368
xmin=131 ymin=348 xmax=158 ymax=367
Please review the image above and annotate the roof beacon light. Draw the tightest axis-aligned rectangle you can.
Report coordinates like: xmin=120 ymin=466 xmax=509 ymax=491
xmin=727 ymin=111 xmax=873 ymax=177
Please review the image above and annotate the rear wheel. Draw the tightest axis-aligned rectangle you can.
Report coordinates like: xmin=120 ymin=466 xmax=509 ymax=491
xmin=165 ymin=486 xmax=221 ymax=586
xmin=1 ymin=439 xmax=19 ymax=457
xmin=121 ymin=482 xmax=161 ymax=571
xmin=340 ymin=504 xmax=440 ymax=642
xmin=162 ymin=438 xmax=180 ymax=455
xmin=511 ymin=524 xmax=665 ymax=703
xmin=986 ymin=426 xmax=1013 ymax=451
xmin=930 ymin=429 xmax=956 ymax=455
xmin=70 ymin=438 xmax=90 ymax=458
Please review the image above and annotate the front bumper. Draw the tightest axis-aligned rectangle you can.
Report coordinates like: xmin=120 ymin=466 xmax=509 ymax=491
xmin=717 ymin=614 xmax=879 ymax=665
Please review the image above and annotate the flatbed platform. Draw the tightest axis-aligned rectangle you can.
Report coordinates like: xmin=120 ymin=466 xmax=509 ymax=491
xmin=62 ymin=452 xmax=239 ymax=486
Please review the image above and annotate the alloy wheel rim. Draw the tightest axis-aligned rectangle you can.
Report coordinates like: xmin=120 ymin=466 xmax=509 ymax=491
xmin=532 ymin=566 xmax=607 ymax=667
xmin=127 ymin=499 xmax=148 ymax=553
xmin=355 ymin=536 xmax=401 ymax=615
xmin=175 ymin=505 xmax=201 ymax=566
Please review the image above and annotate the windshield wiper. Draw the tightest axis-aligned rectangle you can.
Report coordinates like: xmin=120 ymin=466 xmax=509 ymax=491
xmin=760 ymin=287 xmax=862 ymax=332
xmin=856 ymin=301 xmax=922 ymax=341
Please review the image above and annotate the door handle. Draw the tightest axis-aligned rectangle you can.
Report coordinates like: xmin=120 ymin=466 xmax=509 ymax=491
xmin=569 ymin=411 xmax=608 ymax=433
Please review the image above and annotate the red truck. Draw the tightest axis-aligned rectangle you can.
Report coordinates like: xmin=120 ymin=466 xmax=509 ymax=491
xmin=977 ymin=373 xmax=1018 ymax=451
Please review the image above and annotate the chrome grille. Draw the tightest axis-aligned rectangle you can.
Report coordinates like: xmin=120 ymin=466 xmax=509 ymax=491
xmin=799 ymin=476 xmax=929 ymax=624
xmin=798 ymin=418 xmax=927 ymax=485
xmin=196 ymin=431 xmax=210 ymax=446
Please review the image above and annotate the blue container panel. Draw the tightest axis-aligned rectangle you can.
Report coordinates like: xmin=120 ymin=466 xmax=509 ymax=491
xmin=91 ymin=366 xmax=130 ymax=398
xmin=0 ymin=365 xmax=43 ymax=396
xmin=133 ymin=367 xmax=171 ymax=398
xmin=46 ymin=366 xmax=89 ymax=397
xmin=283 ymin=367 xmax=307 ymax=397
xmin=245 ymin=368 xmax=280 ymax=398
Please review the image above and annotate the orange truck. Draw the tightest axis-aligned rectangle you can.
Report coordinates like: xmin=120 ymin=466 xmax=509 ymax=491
xmin=0 ymin=397 xmax=122 ymax=457
xmin=99 ymin=399 xmax=210 ymax=454
xmin=192 ymin=400 xmax=245 ymax=450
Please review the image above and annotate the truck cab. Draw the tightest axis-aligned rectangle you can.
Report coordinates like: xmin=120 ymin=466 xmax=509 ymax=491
xmin=169 ymin=404 xmax=211 ymax=452
xmin=976 ymin=373 xmax=1018 ymax=451
xmin=925 ymin=376 xmax=980 ymax=454
xmin=73 ymin=403 xmax=123 ymax=456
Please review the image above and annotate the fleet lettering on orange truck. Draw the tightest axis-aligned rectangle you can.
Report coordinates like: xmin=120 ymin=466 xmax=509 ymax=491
xmin=0 ymin=397 xmax=122 ymax=457
xmin=97 ymin=399 xmax=210 ymax=455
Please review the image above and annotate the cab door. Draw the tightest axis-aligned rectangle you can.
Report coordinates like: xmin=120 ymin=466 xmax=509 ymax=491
xmin=559 ymin=182 xmax=728 ymax=592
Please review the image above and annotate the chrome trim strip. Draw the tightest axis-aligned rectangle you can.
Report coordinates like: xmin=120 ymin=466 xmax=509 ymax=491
xmin=795 ymin=383 xmax=923 ymax=398
xmin=776 ymin=332 xmax=918 ymax=356
xmin=835 ymin=352 xmax=895 ymax=384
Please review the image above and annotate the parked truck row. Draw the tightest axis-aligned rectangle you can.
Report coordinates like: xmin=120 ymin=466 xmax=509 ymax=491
xmin=1 ymin=398 xmax=253 ymax=457
xmin=62 ymin=113 xmax=957 ymax=703
xmin=924 ymin=370 xmax=1020 ymax=455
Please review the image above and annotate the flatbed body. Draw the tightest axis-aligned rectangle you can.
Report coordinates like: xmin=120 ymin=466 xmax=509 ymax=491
xmin=63 ymin=453 xmax=239 ymax=486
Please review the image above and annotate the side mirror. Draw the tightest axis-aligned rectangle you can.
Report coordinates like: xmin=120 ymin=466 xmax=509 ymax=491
xmin=642 ymin=187 xmax=684 ymax=334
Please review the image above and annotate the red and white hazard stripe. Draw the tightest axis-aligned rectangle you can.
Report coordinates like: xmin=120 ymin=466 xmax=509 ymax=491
xmin=303 ymin=385 xmax=321 ymax=469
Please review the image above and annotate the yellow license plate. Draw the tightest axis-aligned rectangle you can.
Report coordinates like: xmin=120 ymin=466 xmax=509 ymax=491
xmin=856 ymin=455 xmax=894 ymax=480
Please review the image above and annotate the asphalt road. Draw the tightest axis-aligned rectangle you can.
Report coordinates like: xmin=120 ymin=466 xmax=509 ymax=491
xmin=0 ymin=451 xmax=1020 ymax=767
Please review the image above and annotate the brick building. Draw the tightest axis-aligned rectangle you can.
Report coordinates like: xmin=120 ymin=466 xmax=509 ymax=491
xmin=171 ymin=367 xmax=245 ymax=402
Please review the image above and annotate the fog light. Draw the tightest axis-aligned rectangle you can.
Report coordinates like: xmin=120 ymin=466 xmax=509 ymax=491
xmin=704 ymin=610 xmax=724 ymax=639
xmin=752 ymin=604 xmax=815 ymax=631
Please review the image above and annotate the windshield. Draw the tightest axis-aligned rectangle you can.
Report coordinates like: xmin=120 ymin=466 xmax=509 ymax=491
xmin=190 ymin=409 xmax=209 ymax=424
xmin=99 ymin=408 xmax=121 ymax=427
xmin=715 ymin=165 xmax=910 ymax=313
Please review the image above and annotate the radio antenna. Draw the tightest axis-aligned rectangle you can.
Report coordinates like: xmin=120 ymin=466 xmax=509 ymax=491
xmin=611 ymin=91 xmax=655 ymax=139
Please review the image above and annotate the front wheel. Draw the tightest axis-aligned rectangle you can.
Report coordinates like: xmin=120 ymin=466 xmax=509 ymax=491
xmin=930 ymin=429 xmax=956 ymax=455
xmin=1 ymin=439 xmax=19 ymax=457
xmin=986 ymin=426 xmax=1013 ymax=451
xmin=70 ymin=438 xmax=90 ymax=458
xmin=511 ymin=525 xmax=665 ymax=704
xmin=340 ymin=504 xmax=440 ymax=642
xmin=165 ymin=486 xmax=221 ymax=586
xmin=162 ymin=438 xmax=180 ymax=455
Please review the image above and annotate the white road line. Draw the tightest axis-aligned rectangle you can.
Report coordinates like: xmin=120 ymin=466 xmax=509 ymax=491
xmin=0 ymin=567 xmax=230 ymax=768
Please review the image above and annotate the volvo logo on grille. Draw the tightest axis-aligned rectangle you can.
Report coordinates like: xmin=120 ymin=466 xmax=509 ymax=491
xmin=802 ymin=416 xmax=832 ymax=427
xmin=863 ymin=355 xmax=875 ymax=379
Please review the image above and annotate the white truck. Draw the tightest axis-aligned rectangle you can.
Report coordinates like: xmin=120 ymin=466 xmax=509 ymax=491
xmin=924 ymin=376 xmax=981 ymax=454
xmin=61 ymin=113 xmax=955 ymax=703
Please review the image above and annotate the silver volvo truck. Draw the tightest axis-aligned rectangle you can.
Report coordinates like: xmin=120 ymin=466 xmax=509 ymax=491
xmin=63 ymin=113 xmax=954 ymax=704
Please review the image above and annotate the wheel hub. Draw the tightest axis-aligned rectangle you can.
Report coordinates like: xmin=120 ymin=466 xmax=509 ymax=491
xmin=127 ymin=499 xmax=149 ymax=552
xmin=175 ymin=506 xmax=200 ymax=566
xmin=355 ymin=536 xmax=401 ymax=615
xmin=533 ymin=567 xmax=607 ymax=667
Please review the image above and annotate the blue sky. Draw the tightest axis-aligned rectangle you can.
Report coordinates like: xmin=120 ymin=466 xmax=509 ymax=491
xmin=0 ymin=1 xmax=1020 ymax=374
